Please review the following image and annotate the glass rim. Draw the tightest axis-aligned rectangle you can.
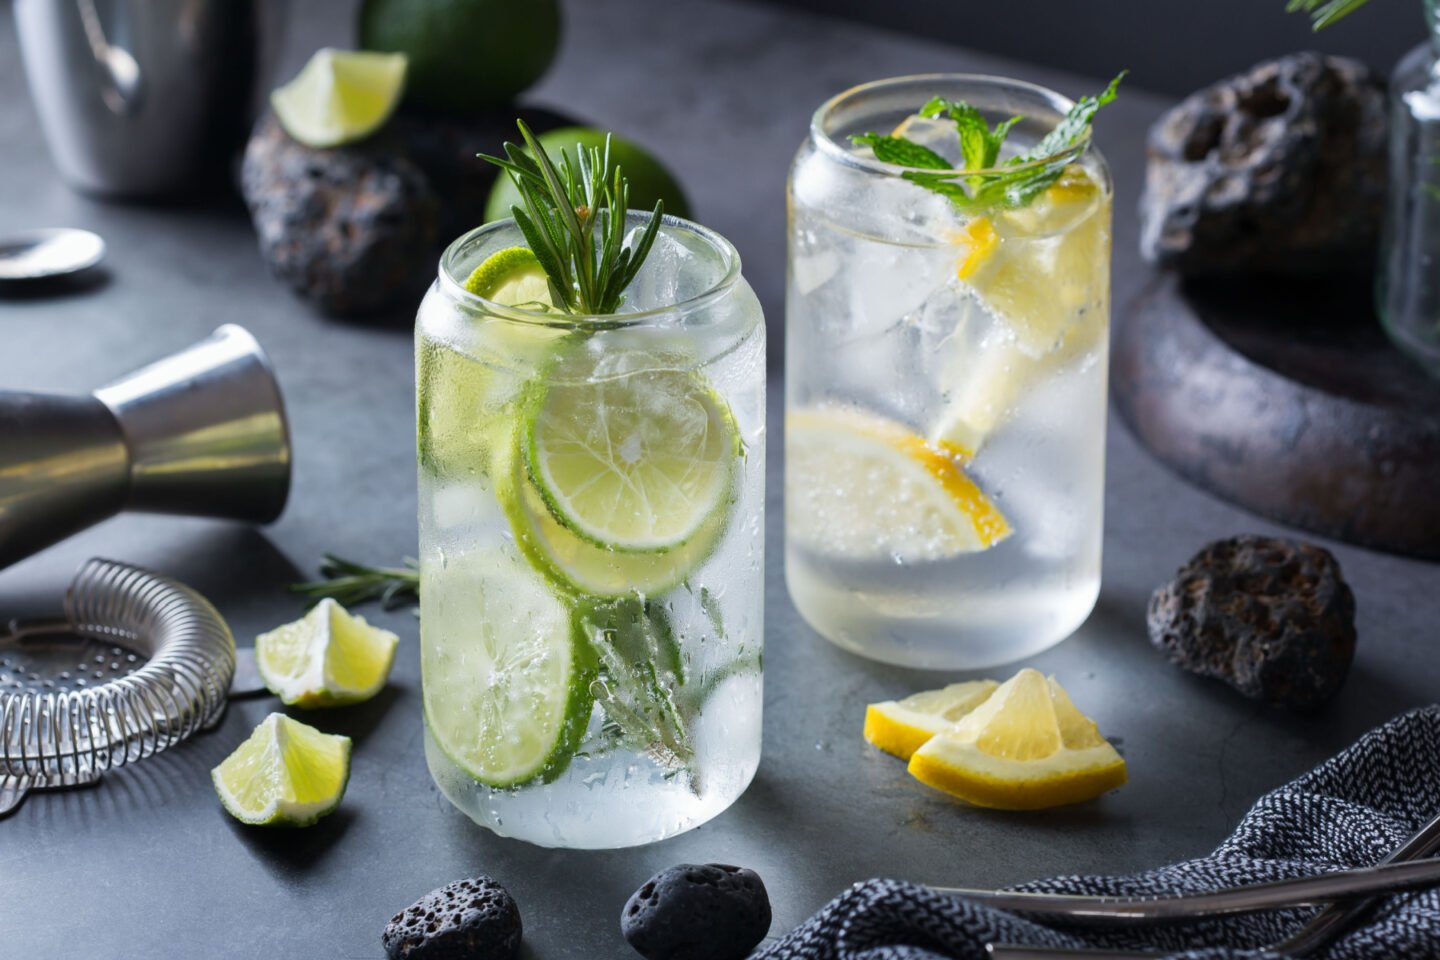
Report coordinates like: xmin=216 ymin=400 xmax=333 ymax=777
xmin=437 ymin=212 xmax=743 ymax=329
xmin=810 ymin=72 xmax=1088 ymax=179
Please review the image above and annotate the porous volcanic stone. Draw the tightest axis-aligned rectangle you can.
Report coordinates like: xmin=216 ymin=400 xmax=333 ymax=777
xmin=1140 ymin=53 xmax=1386 ymax=276
xmin=242 ymin=114 xmax=438 ymax=316
xmin=621 ymin=863 xmax=771 ymax=960
xmin=1147 ymin=535 xmax=1357 ymax=708
xmin=381 ymin=875 xmax=522 ymax=960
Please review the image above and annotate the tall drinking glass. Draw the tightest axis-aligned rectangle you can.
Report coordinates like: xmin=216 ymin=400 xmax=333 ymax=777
xmin=417 ymin=214 xmax=766 ymax=848
xmin=785 ymin=75 xmax=1112 ymax=669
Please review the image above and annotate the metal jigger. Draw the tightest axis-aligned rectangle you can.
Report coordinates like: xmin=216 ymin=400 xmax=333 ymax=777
xmin=0 ymin=325 xmax=291 ymax=570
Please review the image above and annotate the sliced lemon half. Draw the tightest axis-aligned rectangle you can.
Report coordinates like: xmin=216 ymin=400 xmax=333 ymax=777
xmin=211 ymin=713 xmax=351 ymax=827
xmin=255 ymin=598 xmax=400 ymax=708
xmin=864 ymin=680 xmax=999 ymax=760
xmin=271 ymin=48 xmax=407 ymax=149
xmin=785 ymin=406 xmax=1010 ymax=563
xmin=907 ymin=668 xmax=1126 ymax=810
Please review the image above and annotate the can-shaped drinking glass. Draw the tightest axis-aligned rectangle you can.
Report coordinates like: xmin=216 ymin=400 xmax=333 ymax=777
xmin=786 ymin=75 xmax=1112 ymax=669
xmin=417 ymin=214 xmax=765 ymax=848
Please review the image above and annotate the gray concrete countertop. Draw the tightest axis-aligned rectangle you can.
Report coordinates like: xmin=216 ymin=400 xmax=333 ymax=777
xmin=2 ymin=1 xmax=1436 ymax=957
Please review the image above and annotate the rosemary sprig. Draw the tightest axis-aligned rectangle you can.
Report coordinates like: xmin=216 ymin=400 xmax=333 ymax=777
xmin=479 ymin=121 xmax=663 ymax=315
xmin=291 ymin=554 xmax=419 ymax=610
xmin=1285 ymin=0 xmax=1376 ymax=29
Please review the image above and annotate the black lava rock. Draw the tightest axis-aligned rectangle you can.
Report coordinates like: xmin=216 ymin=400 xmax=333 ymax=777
xmin=1140 ymin=53 xmax=1387 ymax=277
xmin=1147 ymin=535 xmax=1357 ymax=709
xmin=621 ymin=863 xmax=771 ymax=960
xmin=382 ymin=875 xmax=522 ymax=960
xmin=242 ymin=114 xmax=439 ymax=316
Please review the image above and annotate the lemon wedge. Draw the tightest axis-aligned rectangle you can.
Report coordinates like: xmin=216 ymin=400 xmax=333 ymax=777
xmin=255 ymin=599 xmax=400 ymax=708
xmin=907 ymin=668 xmax=1125 ymax=810
xmin=786 ymin=406 xmax=1009 ymax=563
xmin=211 ymin=713 xmax=351 ymax=827
xmin=864 ymin=680 xmax=999 ymax=760
xmin=930 ymin=167 xmax=1110 ymax=454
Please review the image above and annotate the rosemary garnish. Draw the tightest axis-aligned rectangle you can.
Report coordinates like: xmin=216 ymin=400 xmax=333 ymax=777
xmin=291 ymin=554 xmax=419 ymax=610
xmin=479 ymin=121 xmax=663 ymax=315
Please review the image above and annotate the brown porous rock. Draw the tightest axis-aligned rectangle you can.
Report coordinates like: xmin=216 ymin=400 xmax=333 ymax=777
xmin=1147 ymin=535 xmax=1356 ymax=708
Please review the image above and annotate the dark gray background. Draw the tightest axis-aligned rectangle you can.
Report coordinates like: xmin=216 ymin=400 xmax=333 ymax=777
xmin=2 ymin=1 xmax=1438 ymax=958
xmin=759 ymin=0 xmax=1420 ymax=95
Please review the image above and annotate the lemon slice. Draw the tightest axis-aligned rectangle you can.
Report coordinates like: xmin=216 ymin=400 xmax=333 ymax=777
xmin=864 ymin=680 xmax=999 ymax=760
xmin=464 ymin=246 xmax=555 ymax=311
xmin=421 ymin=549 xmax=594 ymax=787
xmin=980 ymin=166 xmax=1109 ymax=356
xmin=930 ymin=167 xmax=1110 ymax=454
xmin=255 ymin=599 xmax=400 ymax=708
xmin=908 ymin=668 xmax=1126 ymax=810
xmin=785 ymin=406 xmax=1010 ymax=563
xmin=523 ymin=345 xmax=739 ymax=553
xmin=211 ymin=713 xmax=351 ymax=827
xmin=271 ymin=48 xmax=407 ymax=149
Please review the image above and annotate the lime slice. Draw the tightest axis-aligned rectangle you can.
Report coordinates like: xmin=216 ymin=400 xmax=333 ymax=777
xmin=464 ymin=246 xmax=554 ymax=310
xmin=211 ymin=713 xmax=352 ymax=827
xmin=523 ymin=344 xmax=739 ymax=553
xmin=270 ymin=48 xmax=407 ymax=149
xmin=421 ymin=549 xmax=594 ymax=787
xmin=500 ymin=438 xmax=728 ymax=596
xmin=418 ymin=247 xmax=563 ymax=478
xmin=255 ymin=598 xmax=400 ymax=708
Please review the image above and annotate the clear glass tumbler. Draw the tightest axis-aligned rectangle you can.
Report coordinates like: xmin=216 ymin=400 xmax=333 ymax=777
xmin=785 ymin=75 xmax=1112 ymax=669
xmin=416 ymin=214 xmax=766 ymax=848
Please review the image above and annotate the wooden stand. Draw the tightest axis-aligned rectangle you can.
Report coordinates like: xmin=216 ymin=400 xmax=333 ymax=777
xmin=1113 ymin=272 xmax=1440 ymax=561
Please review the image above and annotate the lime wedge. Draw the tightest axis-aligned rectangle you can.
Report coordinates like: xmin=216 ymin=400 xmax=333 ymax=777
xmin=464 ymin=246 xmax=555 ymax=310
xmin=255 ymin=598 xmax=399 ymax=708
xmin=421 ymin=549 xmax=594 ymax=787
xmin=271 ymin=48 xmax=407 ymax=149
xmin=523 ymin=344 xmax=739 ymax=553
xmin=211 ymin=713 xmax=351 ymax=827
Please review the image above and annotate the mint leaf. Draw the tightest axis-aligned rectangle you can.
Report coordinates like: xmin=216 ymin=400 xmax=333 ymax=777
xmin=851 ymin=133 xmax=949 ymax=169
xmin=920 ymin=98 xmax=1020 ymax=170
xmin=861 ymin=72 xmax=1125 ymax=211
xmin=1021 ymin=71 xmax=1126 ymax=164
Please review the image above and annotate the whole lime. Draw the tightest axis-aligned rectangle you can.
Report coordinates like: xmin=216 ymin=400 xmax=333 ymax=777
xmin=484 ymin=126 xmax=692 ymax=223
xmin=358 ymin=0 xmax=561 ymax=115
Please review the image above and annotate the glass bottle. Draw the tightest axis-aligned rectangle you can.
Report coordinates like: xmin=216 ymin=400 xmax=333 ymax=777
xmin=1378 ymin=0 xmax=1440 ymax=377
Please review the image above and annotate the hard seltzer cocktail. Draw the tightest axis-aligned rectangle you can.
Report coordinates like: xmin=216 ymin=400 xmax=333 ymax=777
xmin=417 ymin=209 xmax=765 ymax=848
xmin=786 ymin=75 xmax=1114 ymax=669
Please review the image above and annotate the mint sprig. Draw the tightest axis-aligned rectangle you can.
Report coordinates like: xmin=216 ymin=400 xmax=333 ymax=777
xmin=852 ymin=71 xmax=1125 ymax=211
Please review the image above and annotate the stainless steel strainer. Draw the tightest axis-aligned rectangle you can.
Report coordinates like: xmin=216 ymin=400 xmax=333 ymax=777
xmin=0 ymin=558 xmax=234 ymax=817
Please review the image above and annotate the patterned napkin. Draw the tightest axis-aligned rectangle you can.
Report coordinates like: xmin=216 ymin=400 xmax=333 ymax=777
xmin=755 ymin=706 xmax=1440 ymax=959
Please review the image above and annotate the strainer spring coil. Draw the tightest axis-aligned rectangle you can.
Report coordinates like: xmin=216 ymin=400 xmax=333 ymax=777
xmin=0 ymin=559 xmax=234 ymax=810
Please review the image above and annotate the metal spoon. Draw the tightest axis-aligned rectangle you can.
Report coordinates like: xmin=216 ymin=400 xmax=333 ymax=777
xmin=76 ymin=0 xmax=142 ymax=115
xmin=0 ymin=229 xmax=106 ymax=281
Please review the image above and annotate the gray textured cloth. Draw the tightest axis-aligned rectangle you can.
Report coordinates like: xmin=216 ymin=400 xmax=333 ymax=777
xmin=756 ymin=706 xmax=1440 ymax=959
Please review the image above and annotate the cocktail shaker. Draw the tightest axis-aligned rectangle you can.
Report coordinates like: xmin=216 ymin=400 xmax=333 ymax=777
xmin=0 ymin=325 xmax=291 ymax=571
xmin=12 ymin=0 xmax=286 ymax=198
